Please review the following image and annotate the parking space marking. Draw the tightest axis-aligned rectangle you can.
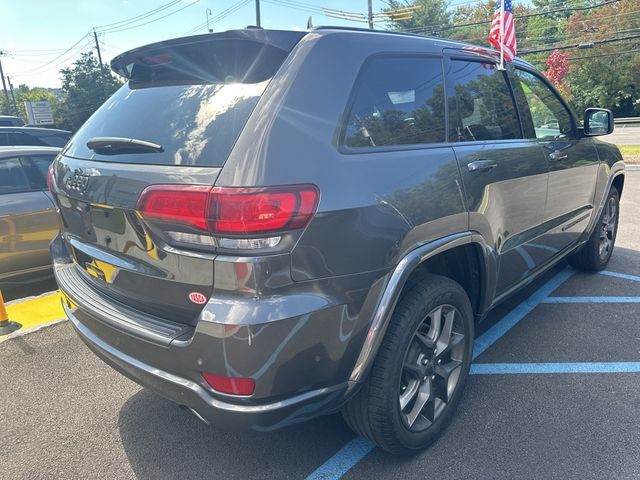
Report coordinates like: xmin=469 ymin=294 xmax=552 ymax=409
xmin=472 ymin=267 xmax=574 ymax=359
xmin=599 ymin=270 xmax=640 ymax=282
xmin=305 ymin=437 xmax=374 ymax=480
xmin=471 ymin=362 xmax=640 ymax=374
xmin=542 ymin=296 xmax=640 ymax=303
xmin=2 ymin=291 xmax=65 ymax=335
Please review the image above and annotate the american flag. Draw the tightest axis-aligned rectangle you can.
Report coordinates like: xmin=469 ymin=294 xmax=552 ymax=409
xmin=488 ymin=0 xmax=517 ymax=62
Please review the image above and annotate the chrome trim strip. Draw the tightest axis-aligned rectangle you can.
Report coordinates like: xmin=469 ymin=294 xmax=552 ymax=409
xmin=348 ymin=232 xmax=476 ymax=383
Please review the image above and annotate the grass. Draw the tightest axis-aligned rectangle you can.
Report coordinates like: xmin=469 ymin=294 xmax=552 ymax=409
xmin=620 ymin=145 xmax=640 ymax=165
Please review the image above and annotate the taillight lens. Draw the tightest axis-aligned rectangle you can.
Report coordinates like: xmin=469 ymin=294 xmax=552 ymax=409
xmin=47 ymin=164 xmax=55 ymax=192
xmin=136 ymin=185 xmax=211 ymax=230
xmin=209 ymin=186 xmax=319 ymax=235
xmin=136 ymin=184 xmax=319 ymax=236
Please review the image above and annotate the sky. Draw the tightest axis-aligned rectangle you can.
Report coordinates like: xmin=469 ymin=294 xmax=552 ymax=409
xmin=0 ymin=0 xmax=468 ymax=89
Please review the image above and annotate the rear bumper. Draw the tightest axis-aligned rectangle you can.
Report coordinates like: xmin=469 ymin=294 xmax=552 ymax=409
xmin=51 ymin=235 xmax=380 ymax=430
xmin=65 ymin=301 xmax=349 ymax=430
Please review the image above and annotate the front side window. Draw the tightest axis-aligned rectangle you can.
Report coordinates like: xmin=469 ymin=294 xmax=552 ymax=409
xmin=510 ymin=69 xmax=573 ymax=140
xmin=447 ymin=60 xmax=521 ymax=142
xmin=0 ymin=157 xmax=30 ymax=194
xmin=343 ymin=56 xmax=446 ymax=148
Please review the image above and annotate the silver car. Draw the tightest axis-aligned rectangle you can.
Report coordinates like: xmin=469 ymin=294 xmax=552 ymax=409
xmin=0 ymin=146 xmax=60 ymax=285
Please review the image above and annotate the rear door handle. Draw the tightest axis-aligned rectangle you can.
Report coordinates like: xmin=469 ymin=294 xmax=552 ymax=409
xmin=549 ymin=150 xmax=568 ymax=161
xmin=467 ymin=160 xmax=497 ymax=172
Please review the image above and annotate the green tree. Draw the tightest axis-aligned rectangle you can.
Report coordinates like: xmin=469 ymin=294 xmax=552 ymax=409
xmin=383 ymin=0 xmax=451 ymax=35
xmin=57 ymin=52 xmax=122 ymax=131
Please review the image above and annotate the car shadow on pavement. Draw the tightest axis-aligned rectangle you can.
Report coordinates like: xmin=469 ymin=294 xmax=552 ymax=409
xmin=118 ymin=389 xmax=354 ymax=480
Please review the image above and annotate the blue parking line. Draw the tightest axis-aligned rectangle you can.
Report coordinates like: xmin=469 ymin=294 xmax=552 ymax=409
xmin=542 ymin=296 xmax=640 ymax=303
xmin=305 ymin=436 xmax=374 ymax=480
xmin=472 ymin=267 xmax=574 ymax=359
xmin=471 ymin=362 xmax=640 ymax=374
xmin=599 ymin=270 xmax=640 ymax=283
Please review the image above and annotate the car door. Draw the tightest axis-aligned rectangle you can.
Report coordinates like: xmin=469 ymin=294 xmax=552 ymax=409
xmin=445 ymin=55 xmax=550 ymax=297
xmin=0 ymin=155 xmax=58 ymax=280
xmin=509 ymin=68 xmax=600 ymax=255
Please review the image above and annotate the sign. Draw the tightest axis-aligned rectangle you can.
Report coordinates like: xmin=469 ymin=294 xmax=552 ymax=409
xmin=24 ymin=100 xmax=54 ymax=126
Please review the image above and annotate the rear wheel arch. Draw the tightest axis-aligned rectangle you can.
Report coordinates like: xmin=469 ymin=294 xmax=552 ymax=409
xmin=612 ymin=173 xmax=624 ymax=197
xmin=349 ymin=233 xmax=493 ymax=384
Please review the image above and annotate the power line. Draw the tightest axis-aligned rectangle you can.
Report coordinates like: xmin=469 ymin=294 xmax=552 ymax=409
xmin=94 ymin=0 xmax=182 ymax=30
xmin=521 ymin=33 xmax=640 ymax=55
xmin=96 ymin=0 xmax=201 ymax=34
xmin=403 ymin=0 xmax=621 ymax=34
xmin=9 ymin=33 xmax=92 ymax=76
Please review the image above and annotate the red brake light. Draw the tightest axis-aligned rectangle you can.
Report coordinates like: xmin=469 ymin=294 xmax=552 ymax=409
xmin=208 ymin=186 xmax=319 ymax=234
xmin=201 ymin=372 xmax=255 ymax=396
xmin=136 ymin=184 xmax=319 ymax=235
xmin=47 ymin=164 xmax=55 ymax=192
xmin=136 ymin=185 xmax=211 ymax=230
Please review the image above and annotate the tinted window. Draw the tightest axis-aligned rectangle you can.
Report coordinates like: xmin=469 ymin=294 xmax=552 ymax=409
xmin=510 ymin=69 xmax=573 ymax=139
xmin=65 ymin=39 xmax=293 ymax=167
xmin=447 ymin=61 xmax=521 ymax=142
xmin=344 ymin=56 xmax=446 ymax=148
xmin=31 ymin=132 xmax=70 ymax=147
xmin=7 ymin=132 xmax=47 ymax=146
xmin=23 ymin=155 xmax=57 ymax=189
xmin=0 ymin=158 xmax=30 ymax=194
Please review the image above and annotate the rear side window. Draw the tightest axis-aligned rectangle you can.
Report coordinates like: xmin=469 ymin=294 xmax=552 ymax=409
xmin=447 ymin=61 xmax=521 ymax=142
xmin=343 ymin=56 xmax=446 ymax=148
xmin=8 ymin=132 xmax=47 ymax=146
xmin=65 ymin=39 xmax=293 ymax=167
xmin=0 ymin=158 xmax=30 ymax=194
xmin=23 ymin=155 xmax=57 ymax=189
xmin=32 ymin=132 xmax=70 ymax=147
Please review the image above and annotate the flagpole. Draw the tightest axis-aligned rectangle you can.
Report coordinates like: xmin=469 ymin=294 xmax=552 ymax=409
xmin=499 ymin=0 xmax=505 ymax=70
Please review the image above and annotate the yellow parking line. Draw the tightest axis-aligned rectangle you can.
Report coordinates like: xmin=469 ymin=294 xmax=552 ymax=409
xmin=2 ymin=291 xmax=66 ymax=336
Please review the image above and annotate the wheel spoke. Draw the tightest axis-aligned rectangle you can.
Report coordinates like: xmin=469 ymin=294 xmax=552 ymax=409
xmin=399 ymin=379 xmax=419 ymax=410
xmin=403 ymin=361 xmax=425 ymax=379
xmin=435 ymin=309 xmax=454 ymax=355
xmin=414 ymin=331 xmax=435 ymax=350
xmin=435 ymin=360 xmax=463 ymax=402
xmin=406 ymin=382 xmax=431 ymax=427
xmin=426 ymin=306 xmax=443 ymax=345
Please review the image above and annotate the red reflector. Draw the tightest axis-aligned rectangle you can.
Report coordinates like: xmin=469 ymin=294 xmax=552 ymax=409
xmin=208 ymin=185 xmax=319 ymax=234
xmin=47 ymin=164 xmax=55 ymax=192
xmin=136 ymin=185 xmax=211 ymax=230
xmin=201 ymin=372 xmax=255 ymax=396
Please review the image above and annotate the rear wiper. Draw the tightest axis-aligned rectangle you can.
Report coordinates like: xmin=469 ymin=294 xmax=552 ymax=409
xmin=86 ymin=137 xmax=164 ymax=155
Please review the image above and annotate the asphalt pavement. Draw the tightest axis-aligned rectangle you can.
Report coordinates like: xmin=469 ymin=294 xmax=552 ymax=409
xmin=1 ymin=172 xmax=639 ymax=480
xmin=608 ymin=123 xmax=640 ymax=146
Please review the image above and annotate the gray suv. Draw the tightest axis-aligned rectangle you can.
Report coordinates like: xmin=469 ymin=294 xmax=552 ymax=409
xmin=49 ymin=28 xmax=624 ymax=454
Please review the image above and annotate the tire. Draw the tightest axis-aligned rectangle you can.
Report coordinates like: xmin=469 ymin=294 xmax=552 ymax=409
xmin=567 ymin=186 xmax=620 ymax=272
xmin=342 ymin=274 xmax=474 ymax=455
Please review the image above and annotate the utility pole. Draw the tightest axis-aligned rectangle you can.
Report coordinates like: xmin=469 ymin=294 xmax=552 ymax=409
xmin=367 ymin=0 xmax=374 ymax=29
xmin=255 ymin=0 xmax=261 ymax=27
xmin=0 ymin=52 xmax=10 ymax=115
xmin=93 ymin=29 xmax=103 ymax=67
xmin=206 ymin=8 xmax=213 ymax=32
xmin=7 ymin=76 xmax=17 ymax=116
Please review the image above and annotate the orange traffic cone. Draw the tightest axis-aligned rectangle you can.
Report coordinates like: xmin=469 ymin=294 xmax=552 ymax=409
xmin=0 ymin=291 xmax=21 ymax=335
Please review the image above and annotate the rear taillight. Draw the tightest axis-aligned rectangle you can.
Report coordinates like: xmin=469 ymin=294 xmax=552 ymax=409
xmin=209 ymin=186 xmax=319 ymax=235
xmin=137 ymin=185 xmax=211 ymax=230
xmin=136 ymin=184 xmax=319 ymax=238
xmin=47 ymin=164 xmax=55 ymax=192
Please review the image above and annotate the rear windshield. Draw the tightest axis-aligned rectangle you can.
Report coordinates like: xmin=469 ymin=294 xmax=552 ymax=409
xmin=64 ymin=39 xmax=288 ymax=166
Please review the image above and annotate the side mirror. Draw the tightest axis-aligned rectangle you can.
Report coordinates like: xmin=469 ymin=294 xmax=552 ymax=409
xmin=584 ymin=108 xmax=614 ymax=136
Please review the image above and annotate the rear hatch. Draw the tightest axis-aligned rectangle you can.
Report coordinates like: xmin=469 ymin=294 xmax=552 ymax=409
xmin=52 ymin=30 xmax=306 ymax=325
